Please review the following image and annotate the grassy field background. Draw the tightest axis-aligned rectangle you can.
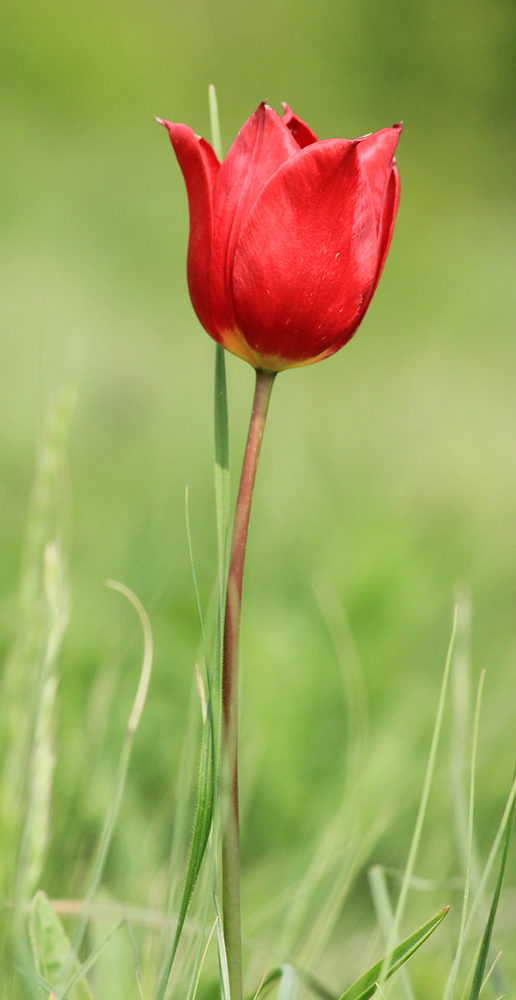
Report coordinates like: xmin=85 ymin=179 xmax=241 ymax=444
xmin=2 ymin=0 xmax=516 ymax=995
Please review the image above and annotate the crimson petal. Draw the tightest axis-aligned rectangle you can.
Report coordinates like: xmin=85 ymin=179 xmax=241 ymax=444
xmin=356 ymin=125 xmax=402 ymax=236
xmin=159 ymin=120 xmax=220 ymax=338
xmin=231 ymin=138 xmax=378 ymax=369
xmin=210 ymin=103 xmax=300 ymax=335
xmin=281 ymin=103 xmax=318 ymax=148
xmin=373 ymin=163 xmax=400 ymax=288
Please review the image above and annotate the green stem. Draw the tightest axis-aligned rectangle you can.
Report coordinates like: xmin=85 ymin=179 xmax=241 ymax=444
xmin=221 ymin=367 xmax=276 ymax=1000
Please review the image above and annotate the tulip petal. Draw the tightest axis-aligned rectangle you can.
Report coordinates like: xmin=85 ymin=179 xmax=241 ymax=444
xmin=374 ymin=162 xmax=400 ymax=286
xmin=231 ymin=138 xmax=379 ymax=369
xmin=210 ymin=103 xmax=300 ymax=334
xmin=356 ymin=125 xmax=402 ymax=236
xmin=281 ymin=103 xmax=318 ymax=148
xmin=159 ymin=120 xmax=220 ymax=338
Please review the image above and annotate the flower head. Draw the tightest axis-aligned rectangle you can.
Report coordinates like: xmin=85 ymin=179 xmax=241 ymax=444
xmin=158 ymin=103 xmax=401 ymax=372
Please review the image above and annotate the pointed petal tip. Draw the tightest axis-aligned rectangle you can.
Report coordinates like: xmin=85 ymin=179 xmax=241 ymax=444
xmin=155 ymin=117 xmax=168 ymax=127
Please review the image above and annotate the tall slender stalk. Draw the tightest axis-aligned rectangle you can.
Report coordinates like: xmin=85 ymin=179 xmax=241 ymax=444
xmin=221 ymin=367 xmax=276 ymax=1000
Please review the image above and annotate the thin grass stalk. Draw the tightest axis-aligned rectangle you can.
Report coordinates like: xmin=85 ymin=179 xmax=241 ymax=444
xmin=443 ymin=669 xmax=485 ymax=1000
xmin=467 ymin=768 xmax=516 ymax=1000
xmin=368 ymin=866 xmax=415 ymax=1000
xmin=221 ymin=367 xmax=276 ymax=1000
xmin=378 ymin=608 xmax=458 ymax=987
xmin=60 ymin=582 xmax=153 ymax=983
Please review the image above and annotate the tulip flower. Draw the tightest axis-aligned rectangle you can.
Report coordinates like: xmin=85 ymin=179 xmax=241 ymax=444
xmin=157 ymin=98 xmax=401 ymax=1000
xmin=157 ymin=102 xmax=401 ymax=371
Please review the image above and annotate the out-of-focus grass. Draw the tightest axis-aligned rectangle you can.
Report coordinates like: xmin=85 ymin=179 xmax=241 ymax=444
xmin=1 ymin=0 xmax=516 ymax=995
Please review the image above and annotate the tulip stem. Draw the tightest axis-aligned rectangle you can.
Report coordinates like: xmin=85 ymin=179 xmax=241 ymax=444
xmin=221 ymin=366 xmax=276 ymax=1000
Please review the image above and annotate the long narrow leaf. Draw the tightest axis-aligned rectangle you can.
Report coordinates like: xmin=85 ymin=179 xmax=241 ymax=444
xmin=467 ymin=770 xmax=516 ymax=1000
xmin=379 ymin=610 xmax=457 ymax=983
xmin=277 ymin=965 xmax=300 ymax=1000
xmin=214 ymin=894 xmax=231 ymax=1000
xmin=60 ymin=921 xmax=124 ymax=1000
xmin=61 ymin=583 xmax=153 ymax=981
xmin=154 ymin=709 xmax=214 ymax=1000
xmin=443 ymin=669 xmax=485 ymax=1000
xmin=338 ymin=907 xmax=449 ymax=1000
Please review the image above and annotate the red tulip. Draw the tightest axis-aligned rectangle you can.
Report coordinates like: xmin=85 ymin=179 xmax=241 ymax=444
xmin=158 ymin=103 xmax=401 ymax=372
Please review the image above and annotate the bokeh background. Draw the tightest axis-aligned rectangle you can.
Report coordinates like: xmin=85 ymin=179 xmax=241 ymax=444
xmin=2 ymin=0 xmax=516 ymax=994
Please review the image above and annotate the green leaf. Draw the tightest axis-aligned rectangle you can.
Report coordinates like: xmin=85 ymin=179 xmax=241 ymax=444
xmin=338 ymin=907 xmax=449 ymax=1000
xmin=468 ymin=770 xmax=516 ymax=1000
xmin=154 ymin=707 xmax=215 ymax=1000
xmin=277 ymin=965 xmax=300 ymax=1000
xmin=214 ymin=342 xmax=230 ymax=589
xmin=29 ymin=891 xmax=92 ymax=1000
xmin=60 ymin=920 xmax=124 ymax=1000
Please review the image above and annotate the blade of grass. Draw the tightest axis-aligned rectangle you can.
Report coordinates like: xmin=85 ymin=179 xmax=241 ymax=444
xmin=339 ymin=907 xmax=449 ymax=1000
xmin=0 ymin=383 xmax=75 ymax=918
xmin=186 ymin=918 xmax=217 ymax=1000
xmin=214 ymin=891 xmax=231 ymax=1000
xmin=277 ymin=964 xmax=300 ymax=1000
xmin=124 ymin=917 xmax=146 ymax=1000
xmin=480 ymin=952 xmax=502 ymax=995
xmin=154 ymin=704 xmax=214 ymax=1000
xmin=209 ymin=92 xmax=232 ymax=1000
xmin=209 ymin=84 xmax=223 ymax=161
xmin=60 ymin=582 xmax=153 ymax=980
xmin=443 ymin=669 xmax=485 ymax=1000
xmin=368 ymin=866 xmax=415 ymax=1000
xmin=461 ymin=768 xmax=516 ymax=953
xmin=467 ymin=770 xmax=515 ymax=1000
xmin=379 ymin=608 xmax=457 ymax=986
xmin=59 ymin=921 xmax=124 ymax=999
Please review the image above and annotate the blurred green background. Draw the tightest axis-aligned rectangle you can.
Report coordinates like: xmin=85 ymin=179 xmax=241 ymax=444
xmin=2 ymin=0 xmax=516 ymax=993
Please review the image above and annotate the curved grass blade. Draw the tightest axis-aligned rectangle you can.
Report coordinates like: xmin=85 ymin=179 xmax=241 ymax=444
xmin=277 ymin=965 xmax=300 ymax=1000
xmin=249 ymin=966 xmax=337 ymax=1000
xmin=29 ymin=889 xmax=92 ymax=1000
xmin=60 ymin=583 xmax=153 ymax=981
xmin=338 ymin=907 xmax=449 ymax=1000
xmin=467 ymin=771 xmax=516 ymax=1000
xmin=368 ymin=866 xmax=415 ymax=1000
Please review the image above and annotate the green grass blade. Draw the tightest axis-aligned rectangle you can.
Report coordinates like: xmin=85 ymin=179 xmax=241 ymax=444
xmin=443 ymin=669 xmax=485 ymax=1000
xmin=461 ymin=768 xmax=516 ymax=955
xmin=186 ymin=917 xmax=217 ymax=1000
xmin=467 ymin=771 xmax=516 ymax=1000
xmin=59 ymin=921 xmax=124 ymax=999
xmin=15 ymin=963 xmax=55 ymax=995
xmin=0 ymin=383 xmax=75 ymax=921
xmin=61 ymin=583 xmax=153 ymax=977
xmin=29 ymin=890 xmax=92 ymax=1000
xmin=154 ymin=707 xmax=214 ymax=1000
xmin=338 ymin=907 xmax=449 ymax=1000
xmin=368 ymin=866 xmax=415 ymax=1000
xmin=379 ymin=609 xmax=457 ymax=983
xmin=214 ymin=344 xmax=230 ymax=580
xmin=277 ymin=965 xmax=300 ymax=1000
xmin=209 ymin=84 xmax=223 ymax=161
xmin=214 ymin=893 xmax=231 ymax=1000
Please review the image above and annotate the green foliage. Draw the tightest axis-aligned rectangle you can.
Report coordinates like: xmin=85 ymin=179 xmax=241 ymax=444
xmin=29 ymin=891 xmax=92 ymax=1000
xmin=339 ymin=908 xmax=449 ymax=1000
